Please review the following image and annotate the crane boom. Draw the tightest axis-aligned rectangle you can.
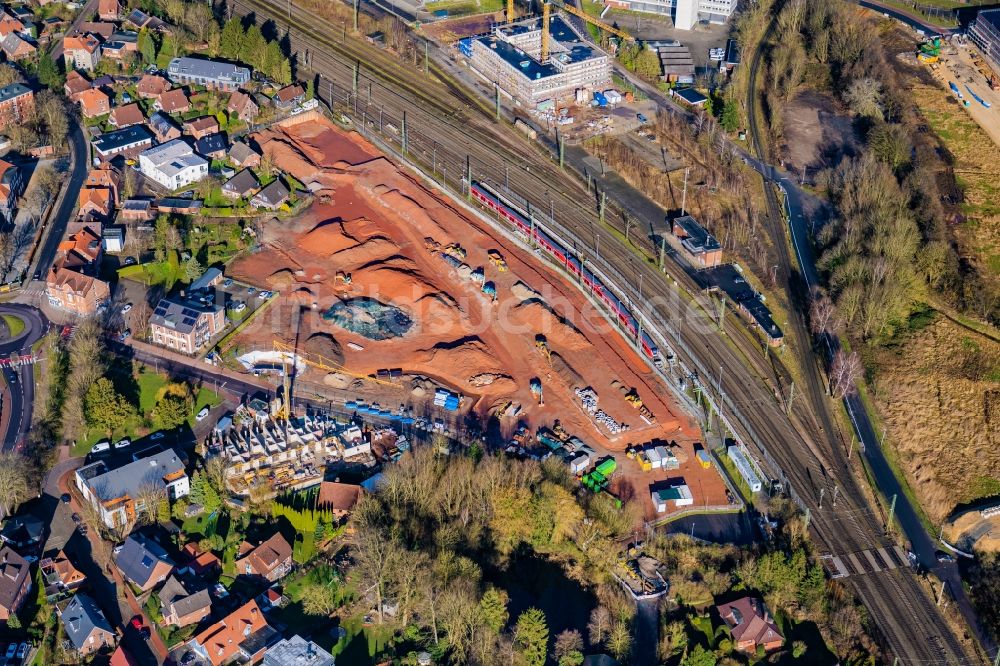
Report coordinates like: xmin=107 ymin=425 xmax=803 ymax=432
xmin=553 ymin=0 xmax=635 ymax=42
xmin=273 ymin=340 xmax=402 ymax=389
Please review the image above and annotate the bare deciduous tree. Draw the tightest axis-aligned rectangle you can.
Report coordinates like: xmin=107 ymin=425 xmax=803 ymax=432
xmin=830 ymin=350 xmax=863 ymax=399
xmin=0 ymin=452 xmax=32 ymax=518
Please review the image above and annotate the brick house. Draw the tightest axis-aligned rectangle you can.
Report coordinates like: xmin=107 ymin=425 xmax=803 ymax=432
xmin=45 ymin=268 xmax=111 ymax=316
xmin=183 ymin=116 xmax=219 ymax=140
xmin=155 ymin=87 xmax=190 ymax=114
xmin=149 ymin=293 xmax=223 ymax=353
xmin=317 ymin=481 xmax=362 ymax=521
xmin=98 ymin=0 xmax=121 ymax=20
xmin=236 ymin=533 xmax=293 ymax=582
xmin=64 ymin=71 xmax=91 ymax=101
xmin=715 ymin=597 xmax=784 ymax=654
xmin=109 ymin=102 xmax=144 ymax=128
xmin=159 ymin=575 xmax=212 ymax=627
xmin=136 ymin=73 xmax=170 ymax=99
xmin=76 ymin=88 xmax=110 ymax=118
xmin=0 ymin=546 xmax=31 ymax=624
xmin=115 ymin=534 xmax=174 ymax=592
xmin=59 ymin=593 xmax=115 ymax=656
xmin=1 ymin=33 xmax=35 ymax=61
xmin=186 ymin=600 xmax=278 ymax=666
xmin=0 ymin=83 xmax=33 ymax=130
xmin=227 ymin=91 xmax=258 ymax=123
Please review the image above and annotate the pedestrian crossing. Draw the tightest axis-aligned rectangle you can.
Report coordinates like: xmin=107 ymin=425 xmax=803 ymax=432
xmin=821 ymin=545 xmax=911 ymax=579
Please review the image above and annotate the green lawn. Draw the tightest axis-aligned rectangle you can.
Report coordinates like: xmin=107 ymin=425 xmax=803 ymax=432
xmin=1 ymin=314 xmax=24 ymax=338
xmin=425 ymin=0 xmax=503 ymax=15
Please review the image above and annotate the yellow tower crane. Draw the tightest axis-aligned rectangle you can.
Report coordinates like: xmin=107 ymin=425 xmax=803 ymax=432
xmin=539 ymin=0 xmax=635 ymax=63
xmin=273 ymin=340 xmax=402 ymax=390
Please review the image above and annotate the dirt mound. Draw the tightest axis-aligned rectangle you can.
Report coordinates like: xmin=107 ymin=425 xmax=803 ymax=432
xmin=468 ymin=372 xmax=512 ymax=387
xmin=327 ymin=237 xmax=400 ymax=269
xmin=551 ymin=351 xmax=584 ymax=389
xmin=268 ymin=268 xmax=298 ymax=290
xmin=511 ymin=300 xmax=589 ymax=352
xmin=416 ymin=337 xmax=502 ymax=377
xmin=304 ymin=332 xmax=344 ymax=365
xmin=511 ymin=281 xmax=540 ymax=301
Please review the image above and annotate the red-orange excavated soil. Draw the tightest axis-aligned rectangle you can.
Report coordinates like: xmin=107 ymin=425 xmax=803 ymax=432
xmin=230 ymin=114 xmax=702 ymax=451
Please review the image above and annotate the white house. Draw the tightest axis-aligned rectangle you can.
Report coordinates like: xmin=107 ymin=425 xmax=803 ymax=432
xmin=75 ymin=449 xmax=190 ymax=529
xmin=138 ymin=139 xmax=208 ymax=191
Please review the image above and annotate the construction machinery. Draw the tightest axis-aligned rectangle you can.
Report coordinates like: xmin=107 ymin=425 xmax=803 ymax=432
xmin=535 ymin=334 xmax=552 ymax=364
xmin=917 ymin=36 xmax=941 ymax=63
xmin=624 ymin=388 xmax=642 ymax=409
xmin=530 ymin=377 xmax=543 ymax=404
xmin=488 ymin=249 xmax=508 ymax=272
xmin=273 ymin=339 xmax=401 ymax=390
xmin=442 ymin=243 xmax=467 ymax=260
xmin=539 ymin=0 xmax=634 ymax=63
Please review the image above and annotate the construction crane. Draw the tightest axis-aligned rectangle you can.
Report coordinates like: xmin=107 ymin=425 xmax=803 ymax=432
xmin=539 ymin=0 xmax=635 ymax=62
xmin=273 ymin=340 xmax=402 ymax=390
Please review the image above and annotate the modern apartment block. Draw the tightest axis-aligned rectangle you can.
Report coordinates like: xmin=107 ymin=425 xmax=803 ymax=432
xmin=970 ymin=9 xmax=1000 ymax=68
xmin=75 ymin=450 xmax=190 ymax=529
xmin=149 ymin=292 xmax=225 ymax=353
xmin=462 ymin=15 xmax=610 ymax=105
xmin=603 ymin=0 xmax=737 ymax=29
xmin=166 ymin=56 xmax=251 ymax=91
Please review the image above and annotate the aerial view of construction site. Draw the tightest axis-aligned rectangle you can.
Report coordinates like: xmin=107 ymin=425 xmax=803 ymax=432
xmin=224 ymin=112 xmax=732 ymax=519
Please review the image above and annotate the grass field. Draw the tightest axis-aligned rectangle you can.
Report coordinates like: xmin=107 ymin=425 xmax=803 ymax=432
xmin=1 ymin=314 xmax=24 ymax=338
xmin=425 ymin=0 xmax=503 ymax=16
xmin=870 ymin=315 xmax=1000 ymax=522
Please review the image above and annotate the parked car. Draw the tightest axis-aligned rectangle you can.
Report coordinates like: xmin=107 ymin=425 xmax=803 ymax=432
xmin=121 ymin=303 xmax=132 ymax=314
xmin=150 ymin=432 xmax=165 ymax=440
xmin=71 ymin=513 xmax=81 ymax=524
xmin=17 ymin=643 xmax=28 ymax=659
xmin=196 ymin=406 xmax=210 ymax=421
xmin=5 ymin=644 xmax=15 ymax=659
xmin=223 ymin=278 xmax=234 ymax=287
xmin=247 ymin=286 xmax=256 ymax=295
xmin=181 ymin=652 xmax=197 ymax=664
xmin=60 ymin=493 xmax=71 ymax=503
xmin=114 ymin=437 xmax=131 ymax=449
xmin=129 ymin=616 xmax=143 ymax=631
xmin=5 ymin=369 xmax=17 ymax=384
xmin=91 ymin=440 xmax=110 ymax=453
xmin=124 ymin=256 xmax=137 ymax=266
xmin=637 ymin=112 xmax=648 ymax=123
xmin=232 ymin=302 xmax=246 ymax=313
xmin=936 ymin=550 xmax=955 ymax=564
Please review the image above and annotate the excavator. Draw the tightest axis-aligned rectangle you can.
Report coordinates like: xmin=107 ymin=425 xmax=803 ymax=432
xmin=917 ymin=36 xmax=941 ymax=64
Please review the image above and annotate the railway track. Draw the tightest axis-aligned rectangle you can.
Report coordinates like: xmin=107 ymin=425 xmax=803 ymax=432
xmin=232 ymin=1 xmax=978 ymax=661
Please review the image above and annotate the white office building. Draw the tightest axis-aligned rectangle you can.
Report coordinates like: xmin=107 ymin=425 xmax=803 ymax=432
xmin=605 ymin=0 xmax=737 ymax=28
xmin=138 ymin=139 xmax=209 ymax=191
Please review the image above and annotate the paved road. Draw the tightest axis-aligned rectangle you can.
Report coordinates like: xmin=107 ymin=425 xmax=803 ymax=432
xmin=0 ymin=304 xmax=47 ymax=451
xmin=48 ymin=0 xmax=100 ymax=64
xmin=856 ymin=0 xmax=954 ymax=36
xmin=29 ymin=116 xmax=88 ymax=282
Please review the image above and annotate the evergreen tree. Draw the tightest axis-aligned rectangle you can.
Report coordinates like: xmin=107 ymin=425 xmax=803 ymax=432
xmin=514 ymin=608 xmax=549 ymax=666
xmin=721 ymin=99 xmax=739 ymax=132
xmin=240 ymin=26 xmax=266 ymax=70
xmin=138 ymin=28 xmax=157 ymax=65
xmin=478 ymin=586 xmax=508 ymax=634
xmin=278 ymin=57 xmax=292 ymax=86
xmin=262 ymin=40 xmax=281 ymax=80
xmin=190 ymin=470 xmax=222 ymax=512
xmin=84 ymin=377 xmax=135 ymax=436
xmin=220 ymin=17 xmax=245 ymax=60
xmin=305 ymin=78 xmax=314 ymax=101
xmin=37 ymin=55 xmax=64 ymax=89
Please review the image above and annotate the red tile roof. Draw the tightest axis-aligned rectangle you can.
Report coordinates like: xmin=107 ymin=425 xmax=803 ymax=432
xmin=190 ymin=600 xmax=270 ymax=666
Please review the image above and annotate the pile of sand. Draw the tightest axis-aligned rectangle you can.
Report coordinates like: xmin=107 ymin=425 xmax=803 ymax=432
xmin=330 ymin=237 xmax=400 ymax=267
xmin=415 ymin=337 xmax=502 ymax=377
xmin=511 ymin=281 xmax=539 ymax=301
xmin=304 ymin=332 xmax=344 ymax=365
xmin=511 ymin=300 xmax=590 ymax=352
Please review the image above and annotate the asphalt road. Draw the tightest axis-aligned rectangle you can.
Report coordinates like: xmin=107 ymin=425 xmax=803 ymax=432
xmin=0 ymin=305 xmax=47 ymax=451
xmin=30 ymin=116 xmax=88 ymax=281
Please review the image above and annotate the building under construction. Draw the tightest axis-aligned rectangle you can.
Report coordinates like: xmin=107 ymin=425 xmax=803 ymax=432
xmin=460 ymin=15 xmax=611 ymax=106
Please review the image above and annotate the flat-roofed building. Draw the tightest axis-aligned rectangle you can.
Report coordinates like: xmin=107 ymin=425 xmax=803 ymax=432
xmin=138 ymin=139 xmax=208 ymax=190
xmin=167 ymin=56 xmax=250 ymax=91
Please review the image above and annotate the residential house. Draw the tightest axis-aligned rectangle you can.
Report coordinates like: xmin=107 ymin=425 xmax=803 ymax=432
xmin=103 ymin=227 xmax=124 ymax=252
xmin=125 ymin=9 xmax=170 ymax=32
xmin=83 ymin=166 xmax=120 ymax=208
xmin=76 ymin=87 xmax=110 ymax=118
xmin=252 ymin=179 xmax=290 ymax=210
xmin=186 ymin=600 xmax=278 ymax=666
xmin=64 ymin=70 xmax=91 ymax=101
xmin=156 ymin=87 xmax=190 ymax=114
xmin=195 ymin=132 xmax=227 ymax=159
xmin=77 ymin=21 xmax=114 ymax=41
xmin=263 ymin=636 xmax=336 ymax=666
xmin=159 ymin=575 xmax=212 ymax=627
xmin=1 ymin=33 xmax=35 ymax=61
xmin=222 ymin=169 xmax=259 ymax=199
xmin=317 ymin=481 xmax=362 ymax=521
xmin=92 ymin=74 xmax=115 ymax=90
xmin=74 ymin=449 xmax=190 ymax=530
xmin=167 ymin=56 xmax=250 ymax=91
xmin=78 ymin=187 xmax=113 ymax=222
xmin=184 ymin=115 xmax=219 ymax=139
xmin=179 ymin=543 xmax=221 ymax=577
xmin=274 ymin=84 xmax=305 ymax=110
xmin=227 ymin=90 xmax=258 ymax=123
xmin=45 ymin=268 xmax=111 ymax=316
xmin=0 ymin=547 xmax=30 ymax=624
xmin=93 ymin=125 xmax=154 ymax=163
xmin=109 ymin=646 xmax=140 ymax=666
xmin=136 ymin=73 xmax=170 ymax=99
xmin=0 ymin=12 xmax=22 ymax=37
xmin=109 ymin=102 xmax=144 ymax=128
xmin=149 ymin=292 xmax=224 ymax=352
xmin=102 ymin=35 xmax=135 ymax=59
xmin=139 ymin=139 xmax=208 ymax=190
xmin=149 ymin=111 xmax=181 ymax=143
xmin=59 ymin=593 xmax=115 ymax=656
xmin=229 ymin=141 xmax=261 ymax=168
xmin=0 ymin=514 xmax=44 ymax=550
xmin=120 ymin=198 xmax=154 ymax=221
xmin=57 ymin=226 xmax=103 ymax=272
xmin=236 ymin=533 xmax=292 ymax=583
xmin=0 ymin=83 xmax=35 ymax=129
xmin=40 ymin=551 xmax=86 ymax=599
xmin=115 ymin=534 xmax=174 ymax=592
xmin=715 ymin=597 xmax=784 ymax=654
xmin=99 ymin=0 xmax=122 ymax=20
xmin=0 ymin=160 xmax=22 ymax=223
xmin=63 ymin=33 xmax=101 ymax=70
